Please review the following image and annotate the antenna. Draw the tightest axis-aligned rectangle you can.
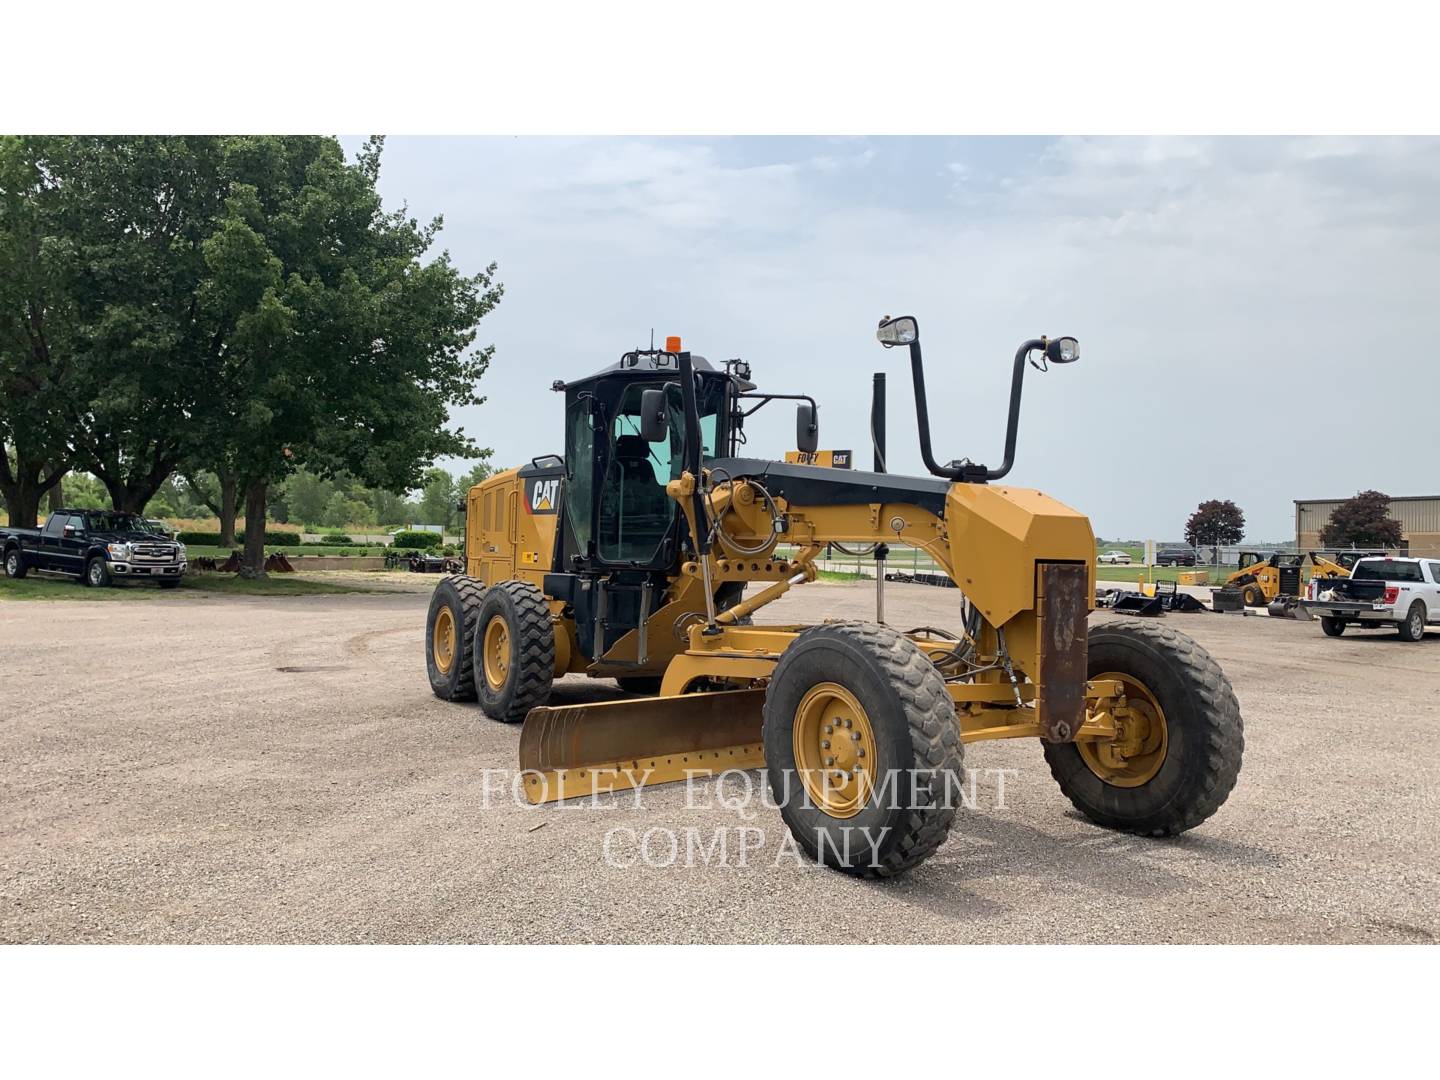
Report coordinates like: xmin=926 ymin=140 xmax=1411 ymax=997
xmin=649 ymin=328 xmax=654 ymax=350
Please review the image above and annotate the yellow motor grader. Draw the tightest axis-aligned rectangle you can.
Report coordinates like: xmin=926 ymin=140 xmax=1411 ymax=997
xmin=425 ymin=319 xmax=1244 ymax=877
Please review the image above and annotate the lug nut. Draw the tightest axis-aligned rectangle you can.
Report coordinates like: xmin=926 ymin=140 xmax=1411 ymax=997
xmin=825 ymin=757 xmax=835 ymax=767
xmin=820 ymin=740 xmax=830 ymax=750
xmin=851 ymin=731 xmax=861 ymax=741
xmin=857 ymin=748 xmax=865 ymax=758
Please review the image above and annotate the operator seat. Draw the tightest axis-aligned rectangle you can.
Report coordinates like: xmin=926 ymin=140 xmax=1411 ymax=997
xmin=599 ymin=434 xmax=673 ymax=561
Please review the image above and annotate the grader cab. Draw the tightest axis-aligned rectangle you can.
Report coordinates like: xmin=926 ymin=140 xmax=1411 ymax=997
xmin=425 ymin=320 xmax=1244 ymax=877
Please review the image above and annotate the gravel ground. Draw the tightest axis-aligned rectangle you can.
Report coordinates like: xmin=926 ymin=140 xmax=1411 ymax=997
xmin=2 ymin=579 xmax=1437 ymax=943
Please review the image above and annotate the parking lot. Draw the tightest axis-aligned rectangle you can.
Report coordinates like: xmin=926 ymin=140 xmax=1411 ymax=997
xmin=2 ymin=579 xmax=1437 ymax=944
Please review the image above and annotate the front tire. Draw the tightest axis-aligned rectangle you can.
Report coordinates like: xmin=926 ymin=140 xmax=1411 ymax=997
xmin=85 ymin=556 xmax=113 ymax=588
xmin=426 ymin=575 xmax=485 ymax=701
xmin=3 ymin=549 xmax=26 ymax=579
xmin=1397 ymin=602 xmax=1426 ymax=642
xmin=1044 ymin=620 xmax=1243 ymax=837
xmin=762 ymin=622 xmax=964 ymax=878
xmin=1241 ymin=584 xmax=1264 ymax=608
xmin=1320 ymin=617 xmax=1346 ymax=637
xmin=473 ymin=581 xmax=555 ymax=722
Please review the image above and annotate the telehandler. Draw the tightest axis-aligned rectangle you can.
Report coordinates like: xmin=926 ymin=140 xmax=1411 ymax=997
xmin=425 ymin=318 xmax=1244 ymax=876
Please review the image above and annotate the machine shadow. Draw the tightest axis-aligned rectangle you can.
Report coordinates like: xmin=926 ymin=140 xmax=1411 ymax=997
xmin=880 ymin=808 xmax=1286 ymax=923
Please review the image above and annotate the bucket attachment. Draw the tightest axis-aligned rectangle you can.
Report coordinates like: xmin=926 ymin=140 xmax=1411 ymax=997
xmin=1155 ymin=580 xmax=1208 ymax=613
xmin=517 ymin=688 xmax=767 ymax=804
xmin=1266 ymin=596 xmax=1309 ymax=619
xmin=1111 ymin=592 xmax=1164 ymax=617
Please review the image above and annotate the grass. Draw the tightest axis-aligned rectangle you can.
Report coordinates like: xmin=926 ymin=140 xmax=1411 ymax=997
xmin=1095 ymin=565 xmax=1229 ymax=584
xmin=183 ymin=544 xmax=397 ymax=559
xmin=0 ymin=570 xmax=373 ymax=602
xmin=816 ymin=568 xmax=866 ymax=583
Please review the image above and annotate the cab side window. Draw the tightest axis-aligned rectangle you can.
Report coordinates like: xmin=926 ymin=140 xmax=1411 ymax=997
xmin=42 ymin=514 xmax=66 ymax=537
xmin=1427 ymin=561 xmax=1440 ymax=583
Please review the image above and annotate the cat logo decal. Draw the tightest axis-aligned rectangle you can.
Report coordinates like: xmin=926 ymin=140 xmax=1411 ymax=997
xmin=527 ymin=477 xmax=561 ymax=514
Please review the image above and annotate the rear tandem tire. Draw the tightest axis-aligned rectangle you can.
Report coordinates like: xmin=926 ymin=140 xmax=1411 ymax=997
xmin=1320 ymin=617 xmax=1346 ymax=638
xmin=1397 ymin=602 xmax=1426 ymax=642
xmin=3 ymin=549 xmax=26 ymax=579
xmin=1043 ymin=620 xmax=1243 ymax=837
xmin=426 ymin=575 xmax=486 ymax=701
xmin=762 ymin=622 xmax=964 ymax=878
xmin=473 ymin=580 xmax=556 ymax=723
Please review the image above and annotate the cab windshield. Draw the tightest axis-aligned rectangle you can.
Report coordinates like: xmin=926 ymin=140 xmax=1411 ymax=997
xmin=592 ymin=377 xmax=725 ymax=566
xmin=85 ymin=512 xmax=148 ymax=534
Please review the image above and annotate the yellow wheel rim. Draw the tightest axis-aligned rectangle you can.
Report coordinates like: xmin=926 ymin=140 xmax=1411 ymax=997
xmin=792 ymin=682 xmax=878 ymax=818
xmin=482 ymin=616 xmax=510 ymax=690
xmin=1080 ymin=671 xmax=1169 ymax=787
xmin=432 ymin=606 xmax=457 ymax=676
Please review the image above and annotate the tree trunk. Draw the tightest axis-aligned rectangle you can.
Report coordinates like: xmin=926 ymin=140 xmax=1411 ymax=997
xmin=218 ymin=472 xmax=238 ymax=547
xmin=44 ymin=467 xmax=65 ymax=512
xmin=239 ymin=479 xmax=268 ymax=579
xmin=104 ymin=480 xmax=154 ymax=515
xmin=1 ymin=477 xmax=44 ymax=530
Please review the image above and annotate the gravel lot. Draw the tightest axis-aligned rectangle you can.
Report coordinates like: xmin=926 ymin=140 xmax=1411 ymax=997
xmin=3 ymin=578 xmax=1437 ymax=943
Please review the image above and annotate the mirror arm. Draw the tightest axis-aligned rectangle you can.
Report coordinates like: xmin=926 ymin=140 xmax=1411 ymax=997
xmin=906 ymin=337 xmax=1044 ymax=482
xmin=676 ymin=351 xmax=711 ymax=555
xmin=735 ymin=391 xmax=818 ymax=420
xmin=905 ymin=340 xmax=965 ymax=481
xmin=985 ymin=338 xmax=1045 ymax=481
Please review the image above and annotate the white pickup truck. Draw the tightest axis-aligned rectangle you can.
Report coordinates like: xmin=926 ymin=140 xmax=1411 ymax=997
xmin=1300 ymin=556 xmax=1440 ymax=641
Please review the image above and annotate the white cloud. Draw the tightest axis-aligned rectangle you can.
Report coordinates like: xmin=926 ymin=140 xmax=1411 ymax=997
xmin=367 ymin=136 xmax=1440 ymax=541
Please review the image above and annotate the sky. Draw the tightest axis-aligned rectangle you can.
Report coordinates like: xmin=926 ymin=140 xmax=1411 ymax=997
xmin=346 ymin=136 xmax=1440 ymax=542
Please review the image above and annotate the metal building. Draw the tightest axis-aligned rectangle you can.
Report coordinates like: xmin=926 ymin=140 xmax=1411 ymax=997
xmin=1295 ymin=495 xmax=1440 ymax=557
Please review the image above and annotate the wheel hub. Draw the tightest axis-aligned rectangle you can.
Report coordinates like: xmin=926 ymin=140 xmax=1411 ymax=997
xmin=792 ymin=682 xmax=877 ymax=818
xmin=432 ymin=606 xmax=457 ymax=675
xmin=483 ymin=616 xmax=510 ymax=689
xmin=1079 ymin=671 xmax=1168 ymax=787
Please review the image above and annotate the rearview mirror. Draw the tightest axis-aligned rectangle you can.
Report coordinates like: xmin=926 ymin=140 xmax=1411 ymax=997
xmin=876 ymin=315 xmax=919 ymax=348
xmin=1045 ymin=336 xmax=1079 ymax=364
xmin=796 ymin=403 xmax=819 ymax=454
xmin=639 ymin=388 xmax=669 ymax=442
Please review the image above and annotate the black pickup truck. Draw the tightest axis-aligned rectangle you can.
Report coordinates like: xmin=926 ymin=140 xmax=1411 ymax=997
xmin=1 ymin=509 xmax=188 ymax=588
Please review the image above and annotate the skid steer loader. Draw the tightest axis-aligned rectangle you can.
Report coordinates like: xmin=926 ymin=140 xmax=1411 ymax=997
xmin=425 ymin=320 xmax=1244 ymax=877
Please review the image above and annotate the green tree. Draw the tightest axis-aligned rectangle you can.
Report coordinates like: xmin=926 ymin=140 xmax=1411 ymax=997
xmin=0 ymin=139 xmax=77 ymax=527
xmin=282 ymin=470 xmax=335 ymax=527
xmin=179 ymin=470 xmax=240 ymax=544
xmin=367 ymin=486 xmax=409 ymax=527
xmin=1184 ymin=499 xmax=1245 ymax=562
xmin=1319 ymin=490 xmax=1404 ymax=549
xmin=38 ymin=138 xmax=232 ymax=513
xmin=194 ymin=137 xmax=499 ymax=575
xmin=417 ymin=467 xmax=460 ymax=530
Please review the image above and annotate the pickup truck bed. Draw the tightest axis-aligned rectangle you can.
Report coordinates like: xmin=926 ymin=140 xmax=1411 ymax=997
xmin=1299 ymin=557 xmax=1439 ymax=641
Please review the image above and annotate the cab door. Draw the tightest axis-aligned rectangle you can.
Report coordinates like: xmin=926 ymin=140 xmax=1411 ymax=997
xmin=58 ymin=514 xmax=89 ymax=574
xmin=37 ymin=513 xmax=68 ymax=571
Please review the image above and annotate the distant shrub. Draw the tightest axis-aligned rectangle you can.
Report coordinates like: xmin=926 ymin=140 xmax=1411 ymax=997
xmin=392 ymin=530 xmax=442 ymax=549
xmin=177 ymin=529 xmax=302 ymax=547
xmin=442 ymin=544 xmax=458 ymax=556
xmin=322 ymin=532 xmax=355 ymax=544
